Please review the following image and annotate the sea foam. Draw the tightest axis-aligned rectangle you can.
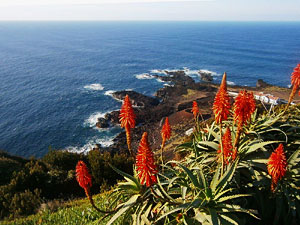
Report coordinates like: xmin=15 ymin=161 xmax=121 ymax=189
xmin=66 ymin=136 xmax=115 ymax=154
xmin=104 ymin=90 xmax=123 ymax=102
xmin=227 ymin=81 xmax=236 ymax=85
xmin=84 ymin=112 xmax=107 ymax=128
xmin=104 ymin=90 xmax=116 ymax=96
xmin=84 ymin=83 xmax=104 ymax=91
xmin=135 ymin=73 xmax=154 ymax=79
xmin=199 ymin=69 xmax=219 ymax=76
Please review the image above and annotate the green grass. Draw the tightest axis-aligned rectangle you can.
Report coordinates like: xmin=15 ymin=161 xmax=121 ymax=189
xmin=0 ymin=192 xmax=126 ymax=225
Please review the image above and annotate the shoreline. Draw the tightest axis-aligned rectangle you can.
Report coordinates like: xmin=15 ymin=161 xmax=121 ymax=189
xmin=85 ymin=70 xmax=297 ymax=158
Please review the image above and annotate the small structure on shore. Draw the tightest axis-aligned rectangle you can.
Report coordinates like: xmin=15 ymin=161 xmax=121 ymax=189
xmin=229 ymin=91 xmax=288 ymax=106
xmin=253 ymin=92 xmax=287 ymax=105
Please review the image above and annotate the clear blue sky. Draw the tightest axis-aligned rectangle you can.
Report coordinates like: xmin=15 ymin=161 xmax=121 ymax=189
xmin=0 ymin=0 xmax=299 ymax=21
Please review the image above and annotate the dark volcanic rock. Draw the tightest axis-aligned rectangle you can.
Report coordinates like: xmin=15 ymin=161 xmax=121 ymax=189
xmin=112 ymin=91 xmax=159 ymax=108
xmin=199 ymin=71 xmax=213 ymax=82
xmin=96 ymin=118 xmax=109 ymax=128
xmin=256 ymin=79 xmax=271 ymax=88
xmin=105 ymin=111 xmax=120 ymax=124
xmin=155 ymin=85 xmax=188 ymax=102
xmin=177 ymin=96 xmax=215 ymax=112
xmin=165 ymin=70 xmax=195 ymax=86
xmin=152 ymin=70 xmax=195 ymax=86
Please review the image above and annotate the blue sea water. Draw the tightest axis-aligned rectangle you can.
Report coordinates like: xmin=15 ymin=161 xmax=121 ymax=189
xmin=0 ymin=21 xmax=300 ymax=157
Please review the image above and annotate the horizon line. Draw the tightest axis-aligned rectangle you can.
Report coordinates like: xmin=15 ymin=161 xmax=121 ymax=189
xmin=0 ymin=20 xmax=300 ymax=22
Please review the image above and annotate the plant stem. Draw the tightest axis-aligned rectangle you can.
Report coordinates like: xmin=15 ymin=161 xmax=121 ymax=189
xmin=285 ymin=84 xmax=298 ymax=113
xmin=160 ymin=139 xmax=165 ymax=165
xmin=219 ymin=123 xmax=224 ymax=176
xmin=85 ymin=188 xmax=116 ymax=214
xmin=233 ymin=124 xmax=242 ymax=160
xmin=125 ymin=125 xmax=135 ymax=159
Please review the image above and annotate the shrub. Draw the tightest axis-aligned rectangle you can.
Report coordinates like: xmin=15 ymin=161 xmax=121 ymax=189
xmin=8 ymin=189 xmax=42 ymax=219
xmin=0 ymin=151 xmax=28 ymax=186
xmin=87 ymin=150 xmax=134 ymax=189
xmin=42 ymin=150 xmax=86 ymax=171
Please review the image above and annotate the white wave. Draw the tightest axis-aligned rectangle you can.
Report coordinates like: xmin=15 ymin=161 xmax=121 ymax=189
xmin=84 ymin=112 xmax=107 ymax=128
xmin=150 ymin=69 xmax=168 ymax=75
xmin=163 ymin=83 xmax=174 ymax=87
xmin=104 ymin=90 xmax=123 ymax=102
xmin=104 ymin=90 xmax=116 ymax=96
xmin=135 ymin=73 xmax=154 ymax=80
xmin=199 ymin=69 xmax=218 ymax=76
xmin=156 ymin=77 xmax=165 ymax=83
xmin=227 ymin=81 xmax=236 ymax=86
xmin=151 ymin=67 xmax=219 ymax=78
xmin=66 ymin=137 xmax=115 ymax=154
xmin=288 ymin=84 xmax=292 ymax=88
xmin=84 ymin=83 xmax=104 ymax=91
xmin=184 ymin=69 xmax=199 ymax=77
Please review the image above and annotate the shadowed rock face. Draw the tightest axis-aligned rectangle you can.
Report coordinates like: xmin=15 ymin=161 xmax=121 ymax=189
xmin=199 ymin=71 xmax=213 ymax=82
xmin=95 ymin=70 xmax=219 ymax=153
xmin=96 ymin=118 xmax=109 ymax=128
xmin=112 ymin=90 xmax=160 ymax=108
xmin=256 ymin=79 xmax=271 ymax=88
xmin=152 ymin=70 xmax=195 ymax=86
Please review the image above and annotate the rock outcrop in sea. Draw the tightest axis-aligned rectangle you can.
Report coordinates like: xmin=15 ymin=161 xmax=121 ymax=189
xmin=93 ymin=70 xmax=294 ymax=158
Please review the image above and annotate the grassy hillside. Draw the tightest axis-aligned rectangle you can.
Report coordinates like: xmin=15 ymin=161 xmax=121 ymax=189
xmin=0 ymin=192 xmax=125 ymax=225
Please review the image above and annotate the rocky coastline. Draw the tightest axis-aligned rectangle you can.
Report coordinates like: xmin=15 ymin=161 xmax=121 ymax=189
xmin=92 ymin=70 xmax=295 ymax=158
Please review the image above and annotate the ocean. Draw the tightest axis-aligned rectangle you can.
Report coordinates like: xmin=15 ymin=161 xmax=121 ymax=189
xmin=0 ymin=21 xmax=299 ymax=157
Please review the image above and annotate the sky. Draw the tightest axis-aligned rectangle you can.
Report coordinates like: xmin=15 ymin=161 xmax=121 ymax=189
xmin=0 ymin=0 xmax=299 ymax=21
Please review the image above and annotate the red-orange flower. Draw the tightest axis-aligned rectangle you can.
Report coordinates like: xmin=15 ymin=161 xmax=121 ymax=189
xmin=76 ymin=161 xmax=92 ymax=191
xmin=287 ymin=64 xmax=300 ymax=107
xmin=232 ymin=147 xmax=238 ymax=161
xmin=291 ymin=63 xmax=300 ymax=87
xmin=192 ymin=101 xmax=199 ymax=119
xmin=233 ymin=90 xmax=256 ymax=128
xmin=119 ymin=95 xmax=136 ymax=152
xmin=161 ymin=117 xmax=171 ymax=146
xmin=136 ymin=132 xmax=158 ymax=187
xmin=267 ymin=144 xmax=287 ymax=192
xmin=213 ymin=72 xmax=231 ymax=124
xmin=218 ymin=127 xmax=233 ymax=165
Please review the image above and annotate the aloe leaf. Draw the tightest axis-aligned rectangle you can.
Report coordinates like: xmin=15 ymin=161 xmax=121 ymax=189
xmin=176 ymin=142 xmax=194 ymax=150
xmin=211 ymin=166 xmax=221 ymax=193
xmin=208 ymin=208 xmax=219 ymax=225
xmin=247 ymin=141 xmax=280 ymax=154
xmin=214 ymin=188 xmax=233 ymax=200
xmin=118 ymin=183 xmax=140 ymax=193
xmin=141 ymin=215 xmax=152 ymax=225
xmin=155 ymin=203 xmax=189 ymax=222
xmin=206 ymin=127 xmax=220 ymax=141
xmin=198 ymin=166 xmax=208 ymax=190
xmin=136 ymin=201 xmax=149 ymax=225
xmin=216 ymin=160 xmax=238 ymax=193
xmin=110 ymin=164 xmax=140 ymax=188
xmin=222 ymin=204 xmax=259 ymax=219
xmin=178 ymin=164 xmax=201 ymax=189
xmin=140 ymin=203 xmax=152 ymax=225
xmin=157 ymin=176 xmax=176 ymax=201
xmin=259 ymin=128 xmax=288 ymax=142
xmin=182 ymin=186 xmax=187 ymax=200
xmin=217 ymin=194 xmax=250 ymax=203
xmin=107 ymin=194 xmax=139 ymax=225
xmin=197 ymin=141 xmax=219 ymax=151
xmin=287 ymin=148 xmax=300 ymax=167
xmin=219 ymin=214 xmax=239 ymax=225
